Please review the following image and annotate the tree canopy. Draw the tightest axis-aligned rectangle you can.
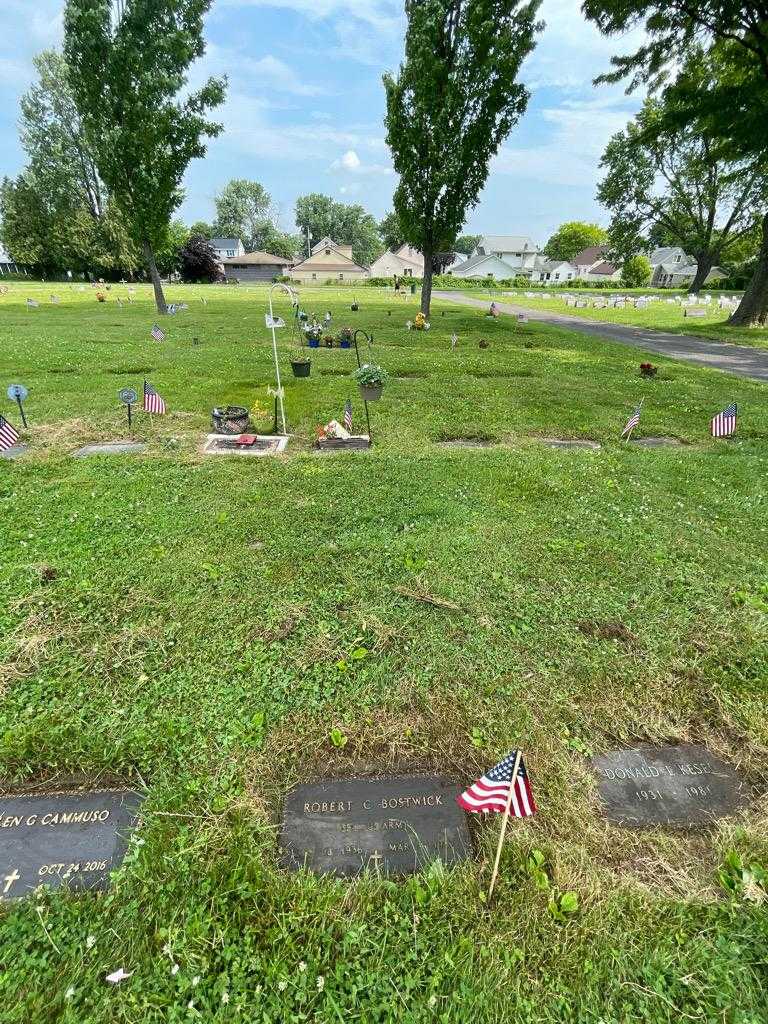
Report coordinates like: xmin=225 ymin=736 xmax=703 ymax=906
xmin=213 ymin=179 xmax=271 ymax=248
xmin=0 ymin=50 xmax=137 ymax=276
xmin=454 ymin=234 xmax=482 ymax=256
xmin=63 ymin=0 xmax=225 ymax=311
xmin=598 ymin=69 xmax=768 ymax=292
xmin=295 ymin=194 xmax=384 ymax=266
xmin=383 ymin=0 xmax=542 ymax=315
xmin=542 ymin=222 xmax=607 ymax=261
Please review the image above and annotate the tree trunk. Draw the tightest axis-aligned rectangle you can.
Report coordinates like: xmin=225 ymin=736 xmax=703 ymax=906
xmin=421 ymin=247 xmax=433 ymax=317
xmin=142 ymin=239 xmax=167 ymax=314
xmin=728 ymin=212 xmax=768 ymax=327
xmin=688 ymin=253 xmax=715 ymax=294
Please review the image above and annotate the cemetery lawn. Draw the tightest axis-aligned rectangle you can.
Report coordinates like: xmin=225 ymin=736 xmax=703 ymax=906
xmin=479 ymin=286 xmax=768 ymax=348
xmin=1 ymin=282 xmax=768 ymax=1023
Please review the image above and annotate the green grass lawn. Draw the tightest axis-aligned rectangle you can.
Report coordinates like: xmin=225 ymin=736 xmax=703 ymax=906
xmin=463 ymin=285 xmax=768 ymax=349
xmin=1 ymin=282 xmax=767 ymax=1022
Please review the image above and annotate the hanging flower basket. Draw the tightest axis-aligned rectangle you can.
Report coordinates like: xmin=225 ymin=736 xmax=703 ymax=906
xmin=352 ymin=363 xmax=388 ymax=402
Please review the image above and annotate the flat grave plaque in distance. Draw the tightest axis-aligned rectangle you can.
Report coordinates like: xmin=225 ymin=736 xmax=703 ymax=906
xmin=0 ymin=789 xmax=143 ymax=901
xmin=280 ymin=775 xmax=472 ymax=877
xmin=73 ymin=442 xmax=146 ymax=457
xmin=0 ymin=444 xmax=28 ymax=460
xmin=592 ymin=743 xmax=745 ymax=828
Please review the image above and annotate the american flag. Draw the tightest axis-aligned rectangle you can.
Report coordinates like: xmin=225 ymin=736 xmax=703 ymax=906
xmin=26 ymin=298 xmax=39 ymax=309
xmin=143 ymin=380 xmax=166 ymax=415
xmin=344 ymin=399 xmax=353 ymax=433
xmin=151 ymin=324 xmax=165 ymax=342
xmin=0 ymin=414 xmax=20 ymax=452
xmin=621 ymin=402 xmax=642 ymax=437
xmin=457 ymin=750 xmax=537 ymax=817
xmin=711 ymin=402 xmax=737 ymax=438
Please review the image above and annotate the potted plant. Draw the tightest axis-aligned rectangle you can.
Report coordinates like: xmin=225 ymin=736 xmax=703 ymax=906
xmin=339 ymin=326 xmax=353 ymax=349
xmin=290 ymin=350 xmax=311 ymax=378
xmin=352 ymin=363 xmax=389 ymax=402
xmin=639 ymin=362 xmax=658 ymax=378
xmin=351 ymin=299 xmax=359 ymax=311
xmin=323 ymin=334 xmax=335 ymax=348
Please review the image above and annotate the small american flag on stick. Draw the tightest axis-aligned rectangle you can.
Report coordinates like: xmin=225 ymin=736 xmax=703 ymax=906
xmin=458 ymin=749 xmax=537 ymax=817
xmin=344 ymin=399 xmax=353 ymax=433
xmin=0 ymin=414 xmax=20 ymax=452
xmin=711 ymin=402 xmax=737 ymax=438
xmin=621 ymin=401 xmax=643 ymax=439
xmin=143 ymin=380 xmax=166 ymax=415
xmin=151 ymin=324 xmax=165 ymax=342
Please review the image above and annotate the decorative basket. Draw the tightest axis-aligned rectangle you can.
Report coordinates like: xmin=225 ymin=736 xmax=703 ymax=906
xmin=211 ymin=405 xmax=250 ymax=434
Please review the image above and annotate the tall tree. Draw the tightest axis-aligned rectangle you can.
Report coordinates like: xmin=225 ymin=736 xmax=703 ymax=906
xmin=543 ymin=222 xmax=607 ymax=261
xmin=295 ymin=194 xmax=384 ymax=266
xmin=598 ymin=86 xmax=768 ymax=292
xmin=0 ymin=50 xmax=138 ymax=276
xmin=213 ymin=179 xmax=272 ymax=248
xmin=582 ymin=1 xmax=768 ymax=323
xmin=454 ymin=233 xmax=481 ymax=256
xmin=63 ymin=0 xmax=225 ymax=313
xmin=380 ymin=210 xmax=406 ymax=251
xmin=384 ymin=0 xmax=542 ymax=316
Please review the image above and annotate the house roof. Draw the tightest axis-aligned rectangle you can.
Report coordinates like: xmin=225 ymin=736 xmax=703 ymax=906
xmin=477 ymin=235 xmax=538 ymax=254
xmin=223 ymin=251 xmax=290 ymax=266
xmin=535 ymin=259 xmax=575 ymax=273
xmin=291 ymin=259 xmax=369 ymax=273
xmin=572 ymin=245 xmax=608 ymax=266
xmin=310 ymin=236 xmax=354 ymax=255
xmin=454 ymin=252 xmax=518 ymax=276
xmin=211 ymin=238 xmax=242 ymax=249
xmin=590 ymin=260 xmax=619 ymax=275
xmin=650 ymin=246 xmax=686 ymax=265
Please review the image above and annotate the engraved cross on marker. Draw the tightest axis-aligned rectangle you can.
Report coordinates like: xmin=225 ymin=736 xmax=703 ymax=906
xmin=2 ymin=869 xmax=20 ymax=894
xmin=367 ymin=850 xmax=383 ymax=871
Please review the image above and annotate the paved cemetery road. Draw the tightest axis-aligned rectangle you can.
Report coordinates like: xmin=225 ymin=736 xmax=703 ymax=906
xmin=435 ymin=290 xmax=768 ymax=383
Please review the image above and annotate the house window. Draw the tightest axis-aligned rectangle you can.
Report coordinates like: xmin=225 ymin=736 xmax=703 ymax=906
xmin=339 ymin=273 xmax=344 ymax=280
xmin=325 ymin=248 xmax=331 ymax=255
xmin=226 ymin=250 xmax=235 ymax=257
xmin=404 ymin=268 xmax=412 ymax=276
xmin=312 ymin=273 xmax=317 ymax=280
xmin=554 ymin=273 xmax=560 ymax=280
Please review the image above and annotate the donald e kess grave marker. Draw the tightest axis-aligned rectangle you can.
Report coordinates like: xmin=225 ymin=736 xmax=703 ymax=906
xmin=0 ymin=789 xmax=143 ymax=901
xmin=279 ymin=775 xmax=471 ymax=877
xmin=592 ymin=743 xmax=745 ymax=828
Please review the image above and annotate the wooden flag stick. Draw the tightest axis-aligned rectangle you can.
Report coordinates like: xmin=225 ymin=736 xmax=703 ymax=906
xmin=487 ymin=749 xmax=522 ymax=901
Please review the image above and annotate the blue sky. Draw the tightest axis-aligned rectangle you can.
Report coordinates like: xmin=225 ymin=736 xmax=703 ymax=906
xmin=0 ymin=0 xmax=646 ymax=246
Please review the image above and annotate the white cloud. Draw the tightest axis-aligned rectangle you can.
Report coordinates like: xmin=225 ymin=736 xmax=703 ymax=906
xmin=242 ymin=55 xmax=327 ymax=96
xmin=494 ymin=94 xmax=640 ymax=189
xmin=340 ymin=149 xmax=361 ymax=170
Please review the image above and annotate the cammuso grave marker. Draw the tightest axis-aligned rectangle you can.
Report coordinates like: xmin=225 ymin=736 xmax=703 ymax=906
xmin=0 ymin=789 xmax=143 ymax=901
xmin=280 ymin=775 xmax=471 ymax=877
xmin=592 ymin=744 xmax=745 ymax=828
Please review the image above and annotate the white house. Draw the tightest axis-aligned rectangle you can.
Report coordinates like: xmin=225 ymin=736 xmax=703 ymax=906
xmin=529 ymin=258 xmax=577 ymax=283
xmin=210 ymin=237 xmax=246 ymax=261
xmin=0 ymin=243 xmax=20 ymax=275
xmin=369 ymin=243 xmax=424 ymax=278
xmin=451 ymin=235 xmax=542 ymax=278
xmin=650 ymin=246 xmax=725 ymax=288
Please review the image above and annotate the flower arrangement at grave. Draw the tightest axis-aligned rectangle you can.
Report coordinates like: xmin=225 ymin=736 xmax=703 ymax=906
xmin=338 ymin=326 xmax=353 ymax=348
xmin=96 ymin=291 xmax=107 ymax=302
xmin=639 ymin=362 xmax=658 ymax=377
xmin=412 ymin=312 xmax=430 ymax=330
xmin=323 ymin=334 xmax=335 ymax=348
xmin=352 ymin=362 xmax=389 ymax=401
xmin=316 ymin=419 xmax=351 ymax=441
xmin=303 ymin=319 xmax=322 ymax=346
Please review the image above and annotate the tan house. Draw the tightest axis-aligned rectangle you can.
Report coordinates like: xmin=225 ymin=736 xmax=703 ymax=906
xmin=290 ymin=237 xmax=369 ymax=284
xmin=369 ymin=243 xmax=424 ymax=278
